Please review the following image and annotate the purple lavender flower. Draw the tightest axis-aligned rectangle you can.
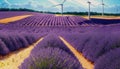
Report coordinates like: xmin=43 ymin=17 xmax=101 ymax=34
xmin=95 ymin=48 xmax=120 ymax=69
xmin=19 ymin=48 xmax=82 ymax=69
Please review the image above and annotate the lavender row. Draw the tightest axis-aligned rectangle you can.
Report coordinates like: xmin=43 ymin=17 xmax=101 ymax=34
xmin=19 ymin=34 xmax=82 ymax=69
xmin=19 ymin=47 xmax=82 ymax=69
xmin=0 ymin=31 xmax=44 ymax=55
xmin=91 ymin=18 xmax=120 ymax=25
xmin=60 ymin=30 xmax=120 ymax=62
xmin=32 ymin=34 xmax=74 ymax=56
xmin=2 ymin=23 xmax=120 ymax=37
xmin=5 ymin=14 xmax=93 ymax=27
xmin=95 ymin=48 xmax=120 ymax=69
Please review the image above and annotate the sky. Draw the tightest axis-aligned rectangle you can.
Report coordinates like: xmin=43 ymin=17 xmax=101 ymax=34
xmin=0 ymin=0 xmax=120 ymax=13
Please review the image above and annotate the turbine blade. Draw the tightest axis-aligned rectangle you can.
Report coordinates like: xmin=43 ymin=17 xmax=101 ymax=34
xmin=62 ymin=0 xmax=66 ymax=4
xmin=52 ymin=4 xmax=61 ymax=7
xmin=102 ymin=3 xmax=109 ymax=8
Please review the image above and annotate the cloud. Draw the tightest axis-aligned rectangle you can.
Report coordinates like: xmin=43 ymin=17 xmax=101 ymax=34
xmin=67 ymin=0 xmax=101 ymax=9
xmin=48 ymin=0 xmax=61 ymax=10
xmin=0 ymin=0 xmax=119 ymax=13
xmin=105 ymin=5 xmax=120 ymax=13
xmin=28 ymin=0 xmax=41 ymax=8
xmin=9 ymin=0 xmax=44 ymax=11
xmin=64 ymin=6 xmax=86 ymax=12
xmin=48 ymin=0 xmax=59 ymax=5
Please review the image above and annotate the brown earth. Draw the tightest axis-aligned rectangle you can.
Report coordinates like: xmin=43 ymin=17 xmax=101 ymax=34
xmin=0 ymin=15 xmax=33 ymax=24
xmin=82 ymin=16 xmax=120 ymax=20
xmin=0 ymin=38 xmax=44 ymax=69
xmin=59 ymin=36 xmax=94 ymax=69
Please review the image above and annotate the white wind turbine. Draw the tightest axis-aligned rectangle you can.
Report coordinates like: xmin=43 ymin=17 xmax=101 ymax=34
xmin=101 ymin=0 xmax=105 ymax=16
xmin=87 ymin=1 xmax=91 ymax=20
xmin=53 ymin=0 xmax=67 ymax=16
xmin=101 ymin=0 xmax=109 ymax=16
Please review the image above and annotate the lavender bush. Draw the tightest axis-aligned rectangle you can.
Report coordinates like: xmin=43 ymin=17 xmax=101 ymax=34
xmin=61 ymin=31 xmax=120 ymax=62
xmin=91 ymin=18 xmax=120 ymax=25
xmin=95 ymin=48 xmax=120 ymax=69
xmin=19 ymin=48 xmax=82 ymax=69
xmin=32 ymin=34 xmax=74 ymax=56
xmin=0 ymin=39 xmax=9 ymax=55
xmin=0 ymin=31 xmax=42 ymax=55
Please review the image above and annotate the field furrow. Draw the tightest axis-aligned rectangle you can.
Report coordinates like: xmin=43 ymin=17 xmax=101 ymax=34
xmin=59 ymin=36 xmax=94 ymax=69
xmin=0 ymin=37 xmax=44 ymax=69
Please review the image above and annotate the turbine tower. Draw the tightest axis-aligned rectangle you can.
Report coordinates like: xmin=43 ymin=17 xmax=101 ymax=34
xmin=101 ymin=0 xmax=105 ymax=16
xmin=87 ymin=1 xmax=91 ymax=20
xmin=54 ymin=0 xmax=66 ymax=16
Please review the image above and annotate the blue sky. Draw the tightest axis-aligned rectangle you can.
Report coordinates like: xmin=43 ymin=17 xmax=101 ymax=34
xmin=0 ymin=0 xmax=120 ymax=13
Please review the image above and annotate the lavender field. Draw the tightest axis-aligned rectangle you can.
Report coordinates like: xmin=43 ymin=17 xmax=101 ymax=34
xmin=0 ymin=11 xmax=120 ymax=69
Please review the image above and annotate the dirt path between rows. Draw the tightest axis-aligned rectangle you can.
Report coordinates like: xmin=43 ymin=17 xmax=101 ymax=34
xmin=0 ymin=15 xmax=33 ymax=24
xmin=59 ymin=36 xmax=94 ymax=69
xmin=82 ymin=16 xmax=120 ymax=20
xmin=0 ymin=37 xmax=44 ymax=69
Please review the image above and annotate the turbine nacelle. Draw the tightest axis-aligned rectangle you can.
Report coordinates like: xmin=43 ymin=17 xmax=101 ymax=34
xmin=87 ymin=1 xmax=91 ymax=4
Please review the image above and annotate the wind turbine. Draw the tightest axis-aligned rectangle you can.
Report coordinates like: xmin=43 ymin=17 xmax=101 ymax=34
xmin=53 ymin=0 xmax=66 ymax=16
xmin=87 ymin=1 xmax=91 ymax=20
xmin=101 ymin=0 xmax=105 ymax=16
